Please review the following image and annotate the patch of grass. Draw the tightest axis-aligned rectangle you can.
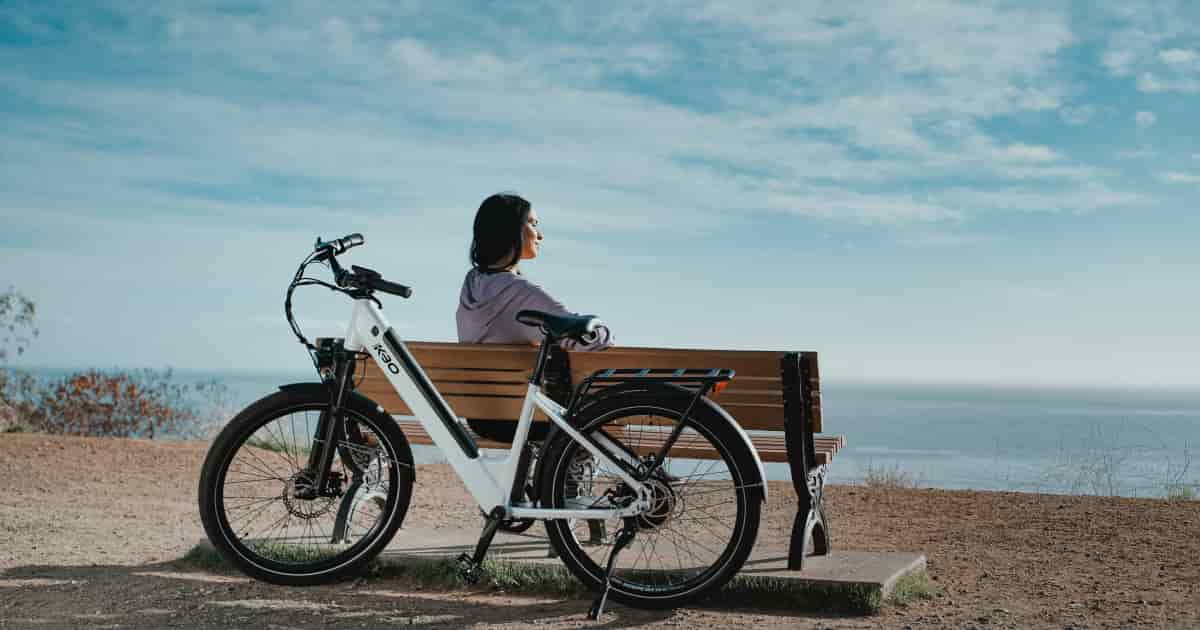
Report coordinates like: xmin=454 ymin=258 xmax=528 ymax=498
xmin=887 ymin=570 xmax=935 ymax=606
xmin=714 ymin=573 xmax=882 ymax=615
xmin=1165 ymin=485 xmax=1197 ymax=502
xmin=181 ymin=544 xmax=229 ymax=572
xmin=861 ymin=462 xmax=921 ymax=490
xmin=184 ymin=545 xmax=905 ymax=616
xmin=482 ymin=559 xmax=585 ymax=597
xmin=248 ymin=541 xmax=338 ymax=564
xmin=369 ymin=557 xmax=467 ymax=588
xmin=367 ymin=557 xmax=584 ymax=595
xmin=181 ymin=541 xmax=337 ymax=571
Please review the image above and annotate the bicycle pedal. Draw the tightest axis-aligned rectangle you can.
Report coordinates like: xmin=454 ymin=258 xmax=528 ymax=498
xmin=455 ymin=552 xmax=481 ymax=584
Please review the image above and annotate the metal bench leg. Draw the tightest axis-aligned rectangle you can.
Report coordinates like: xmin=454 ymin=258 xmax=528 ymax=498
xmin=813 ymin=503 xmax=830 ymax=556
xmin=781 ymin=352 xmax=832 ymax=571
xmin=787 ymin=465 xmax=829 ymax=570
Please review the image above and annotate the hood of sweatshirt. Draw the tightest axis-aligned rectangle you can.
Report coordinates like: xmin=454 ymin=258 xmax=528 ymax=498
xmin=456 ymin=269 xmax=526 ymax=341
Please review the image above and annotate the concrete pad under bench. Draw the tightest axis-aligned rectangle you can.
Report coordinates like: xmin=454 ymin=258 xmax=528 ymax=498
xmin=378 ymin=526 xmax=926 ymax=613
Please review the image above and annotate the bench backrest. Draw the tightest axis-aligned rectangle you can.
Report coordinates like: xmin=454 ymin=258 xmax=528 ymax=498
xmin=358 ymin=342 xmax=822 ymax=433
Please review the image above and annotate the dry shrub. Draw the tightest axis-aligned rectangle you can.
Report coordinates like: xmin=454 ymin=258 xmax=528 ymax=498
xmin=0 ymin=287 xmax=38 ymax=363
xmin=1 ymin=289 xmax=226 ymax=439
xmin=2 ymin=368 xmax=227 ymax=439
xmin=861 ymin=462 xmax=921 ymax=489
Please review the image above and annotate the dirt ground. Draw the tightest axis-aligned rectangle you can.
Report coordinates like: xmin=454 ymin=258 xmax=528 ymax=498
xmin=1 ymin=433 xmax=1198 ymax=629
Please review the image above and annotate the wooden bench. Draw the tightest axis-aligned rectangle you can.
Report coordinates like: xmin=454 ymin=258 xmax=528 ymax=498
xmin=358 ymin=342 xmax=844 ymax=569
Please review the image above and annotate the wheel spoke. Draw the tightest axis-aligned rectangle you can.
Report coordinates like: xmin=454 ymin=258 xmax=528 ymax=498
xmin=205 ymin=398 xmax=410 ymax=580
xmin=546 ymin=401 xmax=758 ymax=605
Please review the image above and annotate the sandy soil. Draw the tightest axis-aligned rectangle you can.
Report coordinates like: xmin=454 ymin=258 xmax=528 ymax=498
xmin=1 ymin=433 xmax=1198 ymax=629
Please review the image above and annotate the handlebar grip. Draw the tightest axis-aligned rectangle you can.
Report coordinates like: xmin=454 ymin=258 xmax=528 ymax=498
xmin=337 ymin=233 xmax=364 ymax=252
xmin=315 ymin=233 xmax=365 ymax=258
xmin=372 ymin=277 xmax=413 ymax=299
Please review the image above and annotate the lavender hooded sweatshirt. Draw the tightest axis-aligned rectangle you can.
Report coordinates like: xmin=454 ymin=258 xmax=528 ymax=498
xmin=456 ymin=268 xmax=613 ymax=351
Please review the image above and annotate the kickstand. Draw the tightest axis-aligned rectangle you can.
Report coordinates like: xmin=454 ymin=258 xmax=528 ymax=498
xmin=586 ymin=526 xmax=636 ymax=621
xmin=456 ymin=506 xmax=506 ymax=584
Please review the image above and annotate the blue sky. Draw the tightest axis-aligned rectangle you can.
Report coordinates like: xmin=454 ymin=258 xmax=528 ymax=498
xmin=1 ymin=1 xmax=1197 ymax=387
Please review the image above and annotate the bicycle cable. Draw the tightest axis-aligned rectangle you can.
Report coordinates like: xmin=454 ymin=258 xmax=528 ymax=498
xmin=285 ymin=251 xmax=383 ymax=374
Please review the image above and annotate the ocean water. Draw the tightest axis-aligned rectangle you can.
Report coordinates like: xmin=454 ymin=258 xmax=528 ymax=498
xmin=814 ymin=382 xmax=1200 ymax=498
xmin=14 ymin=367 xmax=1200 ymax=498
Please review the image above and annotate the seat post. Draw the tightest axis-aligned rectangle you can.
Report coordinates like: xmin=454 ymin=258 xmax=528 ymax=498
xmin=528 ymin=334 xmax=556 ymax=387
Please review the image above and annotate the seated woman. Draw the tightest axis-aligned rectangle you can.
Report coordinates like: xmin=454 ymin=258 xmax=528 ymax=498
xmin=456 ymin=193 xmax=613 ymax=443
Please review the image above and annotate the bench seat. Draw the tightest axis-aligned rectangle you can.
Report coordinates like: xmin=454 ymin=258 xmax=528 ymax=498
xmin=358 ymin=340 xmax=839 ymax=570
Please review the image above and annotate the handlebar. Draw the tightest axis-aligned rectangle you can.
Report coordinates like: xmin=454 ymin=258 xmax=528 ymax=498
xmin=287 ymin=232 xmax=412 ymax=352
xmin=314 ymin=233 xmax=364 ymax=258
xmin=350 ymin=265 xmax=413 ymax=298
xmin=310 ymin=233 xmax=413 ymax=299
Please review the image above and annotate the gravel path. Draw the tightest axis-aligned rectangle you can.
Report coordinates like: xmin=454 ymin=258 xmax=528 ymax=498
xmin=1 ymin=433 xmax=1198 ymax=629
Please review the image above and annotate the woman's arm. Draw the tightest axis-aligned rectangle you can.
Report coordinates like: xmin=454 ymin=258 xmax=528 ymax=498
xmin=511 ymin=278 xmax=614 ymax=351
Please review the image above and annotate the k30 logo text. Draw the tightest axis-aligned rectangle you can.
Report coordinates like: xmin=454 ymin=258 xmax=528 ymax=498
xmin=373 ymin=343 xmax=401 ymax=374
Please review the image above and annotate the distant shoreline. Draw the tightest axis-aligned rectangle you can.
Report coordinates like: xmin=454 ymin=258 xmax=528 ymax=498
xmin=10 ymin=364 xmax=1200 ymax=393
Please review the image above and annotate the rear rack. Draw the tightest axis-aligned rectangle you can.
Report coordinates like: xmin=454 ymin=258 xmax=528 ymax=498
xmin=562 ymin=366 xmax=738 ymax=488
xmin=565 ymin=367 xmax=735 ymax=420
xmin=586 ymin=367 xmax=735 ymax=383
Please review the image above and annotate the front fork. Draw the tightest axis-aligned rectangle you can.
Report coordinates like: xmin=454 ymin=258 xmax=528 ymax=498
xmin=298 ymin=339 xmax=361 ymax=500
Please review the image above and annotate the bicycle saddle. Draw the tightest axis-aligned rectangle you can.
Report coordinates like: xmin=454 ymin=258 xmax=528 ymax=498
xmin=515 ymin=310 xmax=602 ymax=341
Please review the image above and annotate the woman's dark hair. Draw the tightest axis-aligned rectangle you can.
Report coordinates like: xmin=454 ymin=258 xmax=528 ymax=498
xmin=470 ymin=193 xmax=531 ymax=272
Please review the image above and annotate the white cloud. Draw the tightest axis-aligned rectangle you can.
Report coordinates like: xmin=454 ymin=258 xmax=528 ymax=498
xmin=1059 ymin=104 xmax=1095 ymax=126
xmin=1102 ymin=49 xmax=1138 ymax=76
xmin=1159 ymin=48 xmax=1198 ymax=65
xmin=1138 ymin=73 xmax=1200 ymax=93
xmin=0 ymin=0 xmax=1150 ymax=249
xmin=999 ymin=143 xmax=1060 ymax=163
xmin=763 ymin=189 xmax=963 ymax=224
xmin=1135 ymin=111 xmax=1157 ymax=128
xmin=897 ymin=231 xmax=993 ymax=248
xmin=1157 ymin=172 xmax=1200 ymax=184
xmin=1096 ymin=2 xmax=1200 ymax=90
xmin=5 ymin=1 xmax=1198 ymax=385
xmin=939 ymin=185 xmax=1151 ymax=213
xmin=1116 ymin=147 xmax=1156 ymax=160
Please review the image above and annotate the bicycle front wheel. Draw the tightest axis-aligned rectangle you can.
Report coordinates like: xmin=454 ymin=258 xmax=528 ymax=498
xmin=198 ymin=384 xmax=414 ymax=585
xmin=538 ymin=387 xmax=763 ymax=609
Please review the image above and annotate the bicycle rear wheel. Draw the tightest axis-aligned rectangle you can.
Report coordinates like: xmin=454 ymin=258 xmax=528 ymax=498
xmin=538 ymin=387 xmax=763 ymax=609
xmin=198 ymin=384 xmax=414 ymax=585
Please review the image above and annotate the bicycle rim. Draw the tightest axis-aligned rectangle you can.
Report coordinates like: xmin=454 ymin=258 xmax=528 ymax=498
xmin=544 ymin=401 xmax=756 ymax=604
xmin=211 ymin=402 xmax=405 ymax=578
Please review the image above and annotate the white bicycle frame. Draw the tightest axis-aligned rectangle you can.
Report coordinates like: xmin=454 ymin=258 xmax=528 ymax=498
xmin=343 ymin=299 xmax=652 ymax=521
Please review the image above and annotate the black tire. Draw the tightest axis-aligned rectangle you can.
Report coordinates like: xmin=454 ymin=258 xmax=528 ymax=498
xmin=538 ymin=387 xmax=763 ymax=609
xmin=198 ymin=384 xmax=414 ymax=586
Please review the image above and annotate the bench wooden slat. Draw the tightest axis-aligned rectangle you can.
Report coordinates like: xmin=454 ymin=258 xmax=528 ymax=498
xmin=408 ymin=342 xmax=539 ymax=371
xmin=424 ymin=368 xmax=531 ymax=382
xmin=432 ymin=382 xmax=530 ymax=397
xmin=568 ymin=348 xmax=796 ymax=380
xmin=394 ymin=420 xmax=837 ymax=465
xmin=356 ymin=389 xmax=555 ymax=422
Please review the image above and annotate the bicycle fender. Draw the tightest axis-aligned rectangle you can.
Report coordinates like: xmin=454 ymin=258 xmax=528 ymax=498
xmin=277 ymin=381 xmax=328 ymax=394
xmin=276 ymin=382 xmax=385 ymax=414
xmin=693 ymin=395 xmax=769 ymax=501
